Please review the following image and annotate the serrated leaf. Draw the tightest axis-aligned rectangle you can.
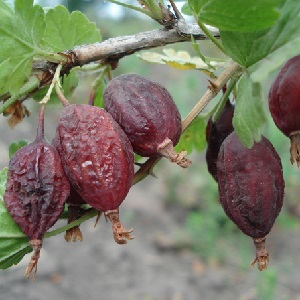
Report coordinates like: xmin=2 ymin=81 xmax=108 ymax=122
xmin=175 ymin=117 xmax=206 ymax=154
xmin=232 ymin=75 xmax=266 ymax=148
xmin=189 ymin=0 xmax=281 ymax=32
xmin=9 ymin=140 xmax=29 ymax=159
xmin=0 ymin=168 xmax=31 ymax=270
xmin=138 ymin=49 xmax=225 ymax=74
xmin=43 ymin=5 xmax=101 ymax=52
xmin=0 ymin=0 xmax=46 ymax=95
xmin=32 ymin=69 xmax=78 ymax=104
xmin=221 ymin=0 xmax=300 ymax=68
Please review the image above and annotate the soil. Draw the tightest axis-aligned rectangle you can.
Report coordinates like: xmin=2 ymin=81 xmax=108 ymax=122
xmin=1 ymin=104 xmax=300 ymax=300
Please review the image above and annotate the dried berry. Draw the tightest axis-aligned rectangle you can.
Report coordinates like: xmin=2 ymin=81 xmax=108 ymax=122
xmin=103 ymin=73 xmax=191 ymax=168
xmin=55 ymin=104 xmax=134 ymax=244
xmin=217 ymin=132 xmax=284 ymax=270
xmin=4 ymin=104 xmax=70 ymax=278
xmin=269 ymin=55 xmax=300 ymax=166
xmin=205 ymin=99 xmax=234 ymax=181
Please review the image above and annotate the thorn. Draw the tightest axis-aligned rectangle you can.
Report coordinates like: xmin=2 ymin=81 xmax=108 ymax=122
xmin=208 ymin=79 xmax=218 ymax=95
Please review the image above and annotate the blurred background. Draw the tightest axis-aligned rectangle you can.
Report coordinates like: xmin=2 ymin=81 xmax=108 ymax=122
xmin=1 ymin=1 xmax=300 ymax=299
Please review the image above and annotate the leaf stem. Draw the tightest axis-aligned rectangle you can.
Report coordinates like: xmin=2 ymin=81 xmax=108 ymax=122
xmin=105 ymin=0 xmax=153 ymax=17
xmin=212 ymin=75 xmax=241 ymax=122
xmin=196 ymin=19 xmax=226 ymax=55
xmin=44 ymin=209 xmax=98 ymax=239
xmin=0 ymin=76 xmax=40 ymax=115
xmin=39 ymin=63 xmax=63 ymax=105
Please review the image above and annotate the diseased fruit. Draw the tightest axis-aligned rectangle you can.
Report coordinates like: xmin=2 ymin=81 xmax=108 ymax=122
xmin=103 ymin=73 xmax=191 ymax=168
xmin=55 ymin=103 xmax=134 ymax=244
xmin=4 ymin=104 xmax=70 ymax=279
xmin=217 ymin=132 xmax=284 ymax=271
xmin=205 ymin=99 xmax=234 ymax=181
xmin=269 ymin=55 xmax=300 ymax=166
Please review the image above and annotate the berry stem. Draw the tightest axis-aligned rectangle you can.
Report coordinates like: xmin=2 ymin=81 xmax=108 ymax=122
xmin=251 ymin=237 xmax=269 ymax=271
xmin=289 ymin=132 xmax=300 ymax=166
xmin=104 ymin=209 xmax=134 ymax=244
xmin=35 ymin=104 xmax=46 ymax=142
xmin=25 ymin=239 xmax=42 ymax=280
xmin=157 ymin=138 xmax=191 ymax=168
xmin=40 ymin=63 xmax=64 ymax=105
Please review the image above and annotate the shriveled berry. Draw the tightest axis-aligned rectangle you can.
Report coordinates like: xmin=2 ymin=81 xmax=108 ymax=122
xmin=4 ymin=104 xmax=70 ymax=278
xmin=205 ymin=99 xmax=234 ymax=181
xmin=217 ymin=132 xmax=284 ymax=270
xmin=269 ymin=55 xmax=300 ymax=166
xmin=103 ymin=73 xmax=191 ymax=168
xmin=55 ymin=104 xmax=134 ymax=244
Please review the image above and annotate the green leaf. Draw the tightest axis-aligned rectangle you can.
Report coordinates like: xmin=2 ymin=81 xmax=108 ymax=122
xmin=221 ymin=0 xmax=300 ymax=67
xmin=93 ymin=82 xmax=105 ymax=108
xmin=0 ymin=0 xmax=46 ymax=95
xmin=0 ymin=168 xmax=31 ymax=270
xmin=175 ymin=117 xmax=206 ymax=154
xmin=32 ymin=69 xmax=78 ymax=104
xmin=181 ymin=3 xmax=193 ymax=16
xmin=232 ymin=75 xmax=266 ymax=148
xmin=189 ymin=0 xmax=281 ymax=32
xmin=9 ymin=140 xmax=29 ymax=159
xmin=43 ymin=5 xmax=101 ymax=52
xmin=0 ymin=168 xmax=8 ymax=201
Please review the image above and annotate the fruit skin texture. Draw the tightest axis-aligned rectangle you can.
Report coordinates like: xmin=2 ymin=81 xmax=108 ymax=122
xmin=217 ymin=132 xmax=284 ymax=270
xmin=269 ymin=55 xmax=300 ymax=165
xmin=205 ymin=99 xmax=234 ymax=181
xmin=55 ymin=104 xmax=134 ymax=244
xmin=103 ymin=73 xmax=191 ymax=168
xmin=4 ymin=105 xmax=70 ymax=278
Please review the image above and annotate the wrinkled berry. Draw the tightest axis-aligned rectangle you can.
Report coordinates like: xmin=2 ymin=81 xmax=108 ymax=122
xmin=4 ymin=104 xmax=70 ymax=278
xmin=55 ymin=104 xmax=134 ymax=244
xmin=217 ymin=132 xmax=284 ymax=270
xmin=103 ymin=73 xmax=191 ymax=168
xmin=269 ymin=55 xmax=300 ymax=166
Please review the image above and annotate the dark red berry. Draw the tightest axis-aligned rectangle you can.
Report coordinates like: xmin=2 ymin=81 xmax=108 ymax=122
xmin=4 ymin=104 xmax=70 ymax=278
xmin=55 ymin=104 xmax=134 ymax=244
xmin=205 ymin=99 xmax=234 ymax=181
xmin=103 ymin=73 xmax=191 ymax=168
xmin=217 ymin=132 xmax=284 ymax=270
xmin=269 ymin=55 xmax=300 ymax=166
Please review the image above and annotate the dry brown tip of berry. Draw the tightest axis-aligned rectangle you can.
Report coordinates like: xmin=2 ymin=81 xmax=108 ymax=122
xmin=64 ymin=226 xmax=83 ymax=242
xmin=157 ymin=138 xmax=192 ymax=168
xmin=94 ymin=211 xmax=103 ymax=228
xmin=289 ymin=132 xmax=300 ymax=166
xmin=105 ymin=209 xmax=134 ymax=244
xmin=251 ymin=237 xmax=269 ymax=271
xmin=25 ymin=239 xmax=42 ymax=280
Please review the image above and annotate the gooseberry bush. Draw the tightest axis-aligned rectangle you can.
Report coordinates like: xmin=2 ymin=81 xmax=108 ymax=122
xmin=1 ymin=0 xmax=300 ymax=278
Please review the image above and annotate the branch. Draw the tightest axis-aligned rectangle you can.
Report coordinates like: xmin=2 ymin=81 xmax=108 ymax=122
xmin=0 ymin=23 xmax=219 ymax=114
xmin=74 ymin=25 xmax=214 ymax=65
